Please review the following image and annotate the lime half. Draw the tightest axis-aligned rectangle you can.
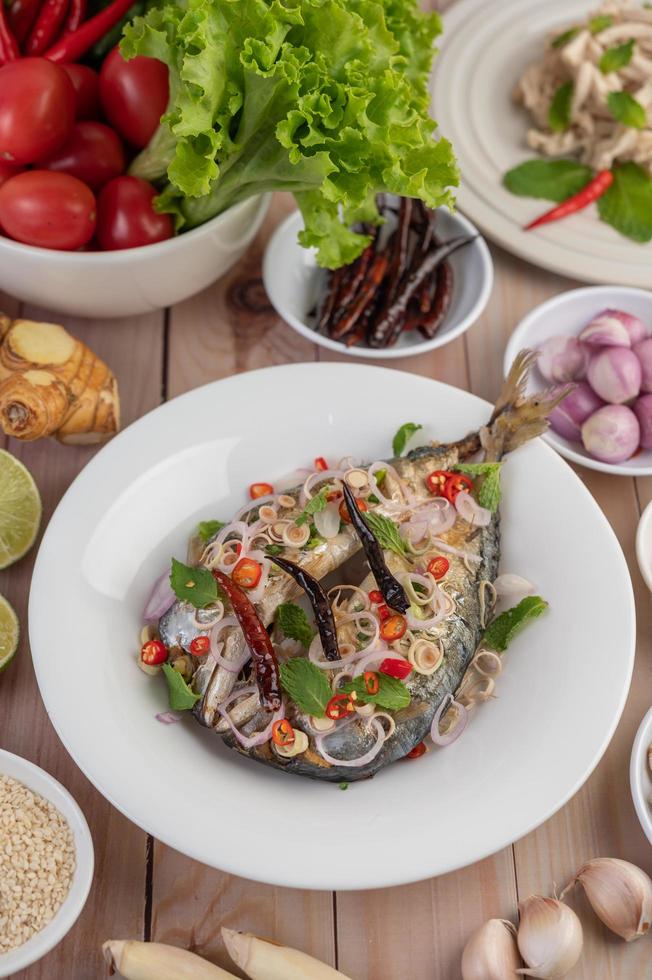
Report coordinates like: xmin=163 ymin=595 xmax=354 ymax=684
xmin=0 ymin=449 xmax=41 ymax=569
xmin=0 ymin=594 xmax=19 ymax=672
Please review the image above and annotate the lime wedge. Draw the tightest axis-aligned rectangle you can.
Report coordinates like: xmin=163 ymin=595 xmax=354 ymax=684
xmin=0 ymin=594 xmax=19 ymax=672
xmin=0 ymin=449 xmax=41 ymax=569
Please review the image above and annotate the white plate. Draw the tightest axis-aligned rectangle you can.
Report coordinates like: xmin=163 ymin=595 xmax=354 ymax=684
xmin=29 ymin=364 xmax=635 ymax=890
xmin=630 ymin=708 xmax=652 ymax=848
xmin=432 ymin=0 xmax=652 ymax=286
xmin=262 ymin=209 xmax=493 ymax=359
xmin=636 ymin=500 xmax=652 ymax=593
xmin=0 ymin=750 xmax=94 ymax=977
xmin=504 ymin=286 xmax=652 ymax=476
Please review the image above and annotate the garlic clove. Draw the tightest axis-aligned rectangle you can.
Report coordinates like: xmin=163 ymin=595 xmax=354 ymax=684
xmin=516 ymin=896 xmax=582 ymax=979
xmin=461 ymin=918 xmax=522 ymax=980
xmin=570 ymin=857 xmax=652 ymax=942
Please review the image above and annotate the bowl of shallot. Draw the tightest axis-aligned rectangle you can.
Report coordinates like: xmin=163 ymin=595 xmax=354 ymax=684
xmin=504 ymin=287 xmax=652 ymax=476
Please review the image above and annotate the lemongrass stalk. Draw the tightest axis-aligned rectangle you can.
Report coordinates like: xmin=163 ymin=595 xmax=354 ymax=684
xmin=103 ymin=940 xmax=238 ymax=979
xmin=222 ymin=929 xmax=353 ymax=979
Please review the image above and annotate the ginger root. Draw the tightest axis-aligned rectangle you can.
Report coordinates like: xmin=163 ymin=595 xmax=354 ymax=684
xmin=0 ymin=313 xmax=120 ymax=444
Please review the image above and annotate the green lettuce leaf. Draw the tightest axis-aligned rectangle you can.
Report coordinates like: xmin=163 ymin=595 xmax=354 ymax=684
xmin=121 ymin=0 xmax=458 ymax=268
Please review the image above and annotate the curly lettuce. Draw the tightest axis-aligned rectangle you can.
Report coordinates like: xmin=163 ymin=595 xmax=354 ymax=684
xmin=121 ymin=0 xmax=458 ymax=267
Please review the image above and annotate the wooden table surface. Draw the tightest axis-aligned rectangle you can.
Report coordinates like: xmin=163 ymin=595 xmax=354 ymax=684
xmin=2 ymin=16 xmax=652 ymax=980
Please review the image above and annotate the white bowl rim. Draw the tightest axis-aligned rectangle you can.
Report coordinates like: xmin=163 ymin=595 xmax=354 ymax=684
xmin=0 ymin=749 xmax=94 ymax=977
xmin=0 ymin=193 xmax=271 ymax=264
xmin=504 ymin=284 xmax=652 ymax=476
xmin=636 ymin=500 xmax=652 ymax=595
xmin=262 ymin=207 xmax=494 ymax=359
xmin=629 ymin=706 xmax=652 ymax=848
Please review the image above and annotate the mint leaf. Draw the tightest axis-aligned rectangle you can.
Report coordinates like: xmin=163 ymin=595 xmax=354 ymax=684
xmin=551 ymin=27 xmax=579 ymax=48
xmin=598 ymin=162 xmax=652 ymax=242
xmin=363 ymin=511 xmax=409 ymax=559
xmin=276 ymin=602 xmax=315 ymax=648
xmin=162 ymin=663 xmax=200 ymax=711
xmin=170 ymin=558 xmax=218 ymax=608
xmin=392 ymin=422 xmax=423 ymax=457
xmin=342 ymin=673 xmax=410 ymax=711
xmin=197 ymin=520 xmax=226 ymax=543
xmin=589 ymin=14 xmax=613 ymax=33
xmin=608 ymin=91 xmax=646 ymax=129
xmin=296 ymin=487 xmax=328 ymax=527
xmin=548 ymin=81 xmax=573 ymax=132
xmin=483 ymin=596 xmax=548 ymax=652
xmin=279 ymin=658 xmax=332 ymax=717
xmin=265 ymin=543 xmax=285 ymax=556
xmin=503 ymin=159 xmax=593 ymax=203
xmin=454 ymin=462 xmax=502 ymax=512
xmin=600 ymin=39 xmax=634 ymax=73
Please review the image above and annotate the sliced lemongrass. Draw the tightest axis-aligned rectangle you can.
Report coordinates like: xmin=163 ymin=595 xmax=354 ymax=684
xmin=282 ymin=524 xmax=310 ymax=548
xmin=310 ymin=715 xmax=336 ymax=732
xmin=258 ymin=505 xmax=277 ymax=523
xmin=277 ymin=494 xmax=295 ymax=509
xmin=431 ymin=694 xmax=468 ymax=747
xmin=222 ymin=929 xmax=352 ymax=979
xmin=140 ymin=624 xmax=157 ymax=645
xmin=103 ymin=940 xmax=237 ymax=979
xmin=479 ymin=580 xmax=497 ymax=629
xmin=408 ymin=638 xmax=443 ymax=676
xmin=328 ymin=584 xmax=371 ymax=613
xmin=137 ymin=654 xmax=161 ymax=677
xmin=471 ymin=649 xmax=503 ymax=677
xmin=343 ymin=468 xmax=369 ymax=490
xmin=403 ymin=572 xmax=437 ymax=606
xmin=274 ymin=729 xmax=309 ymax=758
xmin=355 ymin=702 xmax=376 ymax=718
xmin=269 ymin=521 xmax=290 ymax=542
xmin=457 ymin=675 xmax=495 ymax=709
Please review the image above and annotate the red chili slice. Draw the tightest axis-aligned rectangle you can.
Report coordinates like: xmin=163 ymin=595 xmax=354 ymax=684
xmin=405 ymin=741 xmax=428 ymax=760
xmin=249 ymin=482 xmax=273 ymax=499
xmin=425 ymin=470 xmax=455 ymax=496
xmin=377 ymin=603 xmax=391 ymax=622
xmin=140 ymin=638 xmax=166 ymax=666
xmin=325 ymin=693 xmax=355 ymax=720
xmin=380 ymin=614 xmax=407 ymax=642
xmin=369 ymin=590 xmax=383 ymax=604
xmin=379 ymin=657 xmax=412 ymax=680
xmin=272 ymin=719 xmax=295 ymax=747
xmin=314 ymin=456 xmax=328 ymax=471
xmin=443 ymin=474 xmax=473 ymax=504
xmin=363 ymin=671 xmax=380 ymax=696
xmin=339 ymin=497 xmax=368 ymax=524
xmin=427 ymin=556 xmax=450 ymax=581
xmin=232 ymin=557 xmax=262 ymax=589
xmin=189 ymin=635 xmax=210 ymax=656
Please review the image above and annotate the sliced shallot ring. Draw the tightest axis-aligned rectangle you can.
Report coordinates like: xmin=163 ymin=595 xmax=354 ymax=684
xmin=233 ymin=495 xmax=276 ymax=522
xmin=372 ymin=711 xmax=396 ymax=739
xmin=216 ymin=689 xmax=284 ymax=749
xmin=192 ymin=601 xmax=224 ymax=629
xmin=494 ymin=573 xmax=534 ymax=597
xmin=430 ymin=694 xmax=468 ymax=747
xmin=300 ymin=470 xmax=344 ymax=503
xmin=315 ymin=718 xmax=386 ymax=768
xmin=328 ymin=584 xmax=371 ymax=612
xmin=431 ymin=537 xmax=482 ymax=563
xmin=455 ymin=490 xmax=492 ymax=527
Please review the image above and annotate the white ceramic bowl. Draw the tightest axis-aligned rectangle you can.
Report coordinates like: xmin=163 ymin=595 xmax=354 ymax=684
xmin=636 ymin=499 xmax=652 ymax=594
xmin=0 ymin=194 xmax=270 ymax=319
xmin=630 ymin=708 xmax=652 ymax=848
xmin=0 ymin=750 xmax=94 ymax=977
xmin=504 ymin=286 xmax=652 ymax=476
xmin=262 ymin=208 xmax=493 ymax=359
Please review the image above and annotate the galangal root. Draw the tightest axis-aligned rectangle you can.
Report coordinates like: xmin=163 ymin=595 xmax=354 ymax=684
xmin=0 ymin=313 xmax=119 ymax=444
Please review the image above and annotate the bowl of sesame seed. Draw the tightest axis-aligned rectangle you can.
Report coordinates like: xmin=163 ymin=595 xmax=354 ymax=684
xmin=0 ymin=750 xmax=94 ymax=976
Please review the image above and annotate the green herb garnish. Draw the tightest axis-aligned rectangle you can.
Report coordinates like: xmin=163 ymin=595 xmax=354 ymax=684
xmin=162 ymin=663 xmax=201 ymax=711
xmin=503 ymin=159 xmax=593 ymax=203
xmin=548 ymin=81 xmax=574 ymax=132
xmin=363 ymin=511 xmax=409 ymax=559
xmin=589 ymin=14 xmax=613 ymax=33
xmin=339 ymin=782 xmax=349 ymax=791
xmin=600 ymin=38 xmax=634 ymax=73
xmin=197 ymin=519 xmax=226 ymax=543
xmin=483 ymin=596 xmax=548 ymax=652
xmin=296 ymin=487 xmax=328 ymax=527
xmin=598 ymin=162 xmax=652 ymax=242
xmin=551 ymin=27 xmax=579 ymax=48
xmin=276 ymin=602 xmax=315 ymax=648
xmin=373 ymin=468 xmax=387 ymax=485
xmin=454 ymin=462 xmax=503 ymax=512
xmin=170 ymin=558 xmax=220 ymax=608
xmin=279 ymin=657 xmax=332 ymax=717
xmin=392 ymin=422 xmax=423 ymax=457
xmin=342 ymin=673 xmax=411 ymax=711
xmin=607 ymin=91 xmax=647 ymax=129
xmin=265 ymin=543 xmax=285 ymax=556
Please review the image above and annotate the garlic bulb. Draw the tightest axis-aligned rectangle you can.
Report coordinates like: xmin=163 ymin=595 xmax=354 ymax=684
xmin=568 ymin=857 xmax=652 ymax=942
xmin=516 ymin=896 xmax=582 ymax=979
xmin=461 ymin=919 xmax=522 ymax=979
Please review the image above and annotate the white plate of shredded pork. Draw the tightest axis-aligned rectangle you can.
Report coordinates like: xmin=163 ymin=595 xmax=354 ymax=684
xmin=28 ymin=362 xmax=634 ymax=890
xmin=432 ymin=0 xmax=652 ymax=285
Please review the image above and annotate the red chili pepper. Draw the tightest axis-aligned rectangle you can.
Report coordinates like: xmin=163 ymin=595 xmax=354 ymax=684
xmin=380 ymin=614 xmax=407 ymax=642
xmin=405 ymin=741 xmax=428 ymax=760
xmin=443 ymin=473 xmax=473 ymax=504
xmin=425 ymin=469 xmax=456 ymax=496
xmin=363 ymin=671 xmax=380 ymax=696
xmin=272 ymin=719 xmax=295 ymax=747
xmin=62 ymin=0 xmax=85 ymax=32
xmin=369 ymin=590 xmax=384 ymax=604
xmin=212 ymin=569 xmax=281 ymax=711
xmin=25 ymin=0 xmax=70 ymax=56
xmin=8 ymin=0 xmax=41 ymax=44
xmin=234 ymin=542 xmax=242 ymax=556
xmin=525 ymin=170 xmax=614 ymax=231
xmin=339 ymin=497 xmax=367 ymax=524
xmin=314 ymin=456 xmax=328 ymax=472
xmin=189 ymin=635 xmax=210 ymax=657
xmin=377 ymin=603 xmax=391 ymax=622
xmin=325 ymin=693 xmax=355 ymax=720
xmin=140 ymin=638 xmax=167 ymax=666
xmin=44 ymin=0 xmax=135 ymax=62
xmin=249 ymin=482 xmax=273 ymax=500
xmin=0 ymin=2 xmax=20 ymax=62
xmin=231 ymin=557 xmax=262 ymax=590
xmin=427 ymin=556 xmax=450 ymax=581
xmin=380 ymin=657 xmax=412 ymax=680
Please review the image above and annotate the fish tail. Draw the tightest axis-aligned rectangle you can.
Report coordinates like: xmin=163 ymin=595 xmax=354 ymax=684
xmin=481 ymin=349 xmax=571 ymax=461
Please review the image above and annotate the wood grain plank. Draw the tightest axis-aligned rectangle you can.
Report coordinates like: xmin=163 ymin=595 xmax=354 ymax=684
xmin=0 ymin=308 xmax=165 ymax=978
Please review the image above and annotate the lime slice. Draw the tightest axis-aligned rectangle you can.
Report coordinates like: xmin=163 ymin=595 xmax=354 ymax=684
xmin=0 ymin=449 xmax=41 ymax=569
xmin=0 ymin=594 xmax=19 ymax=672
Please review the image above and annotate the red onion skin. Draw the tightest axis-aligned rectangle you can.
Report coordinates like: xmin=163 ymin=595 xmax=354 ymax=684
xmin=549 ymin=382 xmax=605 ymax=441
xmin=580 ymin=312 xmax=631 ymax=348
xmin=581 ymin=405 xmax=640 ymax=463
xmin=537 ymin=336 xmax=588 ymax=383
xmin=143 ymin=570 xmax=176 ymax=622
xmin=598 ymin=309 xmax=647 ymax=346
xmin=634 ymin=338 xmax=652 ymax=394
xmin=587 ymin=348 xmax=641 ymax=404
xmin=634 ymin=394 xmax=652 ymax=449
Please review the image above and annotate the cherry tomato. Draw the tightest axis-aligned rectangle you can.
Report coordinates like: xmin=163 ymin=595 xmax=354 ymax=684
xmin=314 ymin=456 xmax=328 ymax=471
xmin=189 ymin=635 xmax=210 ymax=656
xmin=379 ymin=614 xmax=407 ymax=642
xmin=96 ymin=176 xmax=173 ymax=250
xmin=427 ymin=556 xmax=450 ymax=581
xmin=379 ymin=657 xmax=412 ymax=680
xmin=272 ymin=719 xmax=295 ymax=747
xmin=0 ymin=161 xmax=23 ymax=191
xmin=140 ymin=638 xmax=166 ymax=666
xmin=41 ymin=122 xmax=125 ymax=192
xmin=325 ymin=693 xmax=355 ymax=720
xmin=369 ymin=590 xmax=383 ymax=604
xmin=339 ymin=497 xmax=368 ymax=524
xmin=61 ymin=64 xmax=101 ymax=120
xmin=443 ymin=474 xmax=473 ymax=504
xmin=99 ymin=47 xmax=169 ymax=148
xmin=405 ymin=741 xmax=428 ymax=760
xmin=231 ymin=557 xmax=262 ymax=590
xmin=425 ymin=469 xmax=455 ymax=496
xmin=0 ymin=59 xmax=75 ymax=164
xmin=249 ymin=482 xmax=273 ymax=499
xmin=0 ymin=171 xmax=96 ymax=250
xmin=363 ymin=671 xmax=380 ymax=696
